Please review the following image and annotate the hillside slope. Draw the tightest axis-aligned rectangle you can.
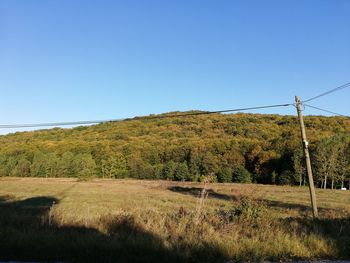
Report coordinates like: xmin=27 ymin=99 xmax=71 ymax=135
xmin=1 ymin=112 xmax=349 ymax=186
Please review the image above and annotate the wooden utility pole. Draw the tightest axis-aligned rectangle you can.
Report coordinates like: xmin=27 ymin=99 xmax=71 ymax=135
xmin=295 ymin=96 xmax=318 ymax=218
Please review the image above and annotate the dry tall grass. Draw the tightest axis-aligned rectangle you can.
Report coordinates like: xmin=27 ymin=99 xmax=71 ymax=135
xmin=0 ymin=178 xmax=349 ymax=262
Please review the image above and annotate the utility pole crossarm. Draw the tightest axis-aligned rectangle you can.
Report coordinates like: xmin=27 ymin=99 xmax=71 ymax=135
xmin=295 ymin=96 xmax=318 ymax=218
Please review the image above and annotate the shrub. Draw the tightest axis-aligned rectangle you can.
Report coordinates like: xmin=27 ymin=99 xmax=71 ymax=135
xmin=233 ymin=197 xmax=266 ymax=219
xmin=218 ymin=196 xmax=267 ymax=224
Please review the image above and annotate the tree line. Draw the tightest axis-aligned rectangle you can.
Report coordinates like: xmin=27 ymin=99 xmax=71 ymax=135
xmin=0 ymin=112 xmax=349 ymax=188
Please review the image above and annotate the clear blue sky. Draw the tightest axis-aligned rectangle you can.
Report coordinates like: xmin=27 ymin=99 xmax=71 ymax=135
xmin=1 ymin=0 xmax=349 ymax=134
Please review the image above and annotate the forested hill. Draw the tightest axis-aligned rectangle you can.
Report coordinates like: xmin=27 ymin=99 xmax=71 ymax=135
xmin=1 ymin=112 xmax=350 ymax=187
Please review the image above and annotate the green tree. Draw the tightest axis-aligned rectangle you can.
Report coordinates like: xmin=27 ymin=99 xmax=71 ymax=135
xmin=201 ymin=152 xmax=220 ymax=175
xmin=101 ymin=154 xmax=127 ymax=178
xmin=0 ymin=155 xmax=7 ymax=176
xmin=162 ymin=161 xmax=177 ymax=180
xmin=153 ymin=164 xmax=164 ymax=180
xmin=58 ymin=152 xmax=75 ymax=177
xmin=11 ymin=157 xmax=31 ymax=177
xmin=233 ymin=168 xmax=251 ymax=183
xmin=45 ymin=153 xmax=60 ymax=177
xmin=293 ymin=148 xmax=305 ymax=186
xmin=277 ymin=170 xmax=294 ymax=185
xmin=174 ymin=162 xmax=190 ymax=181
xmin=73 ymin=153 xmax=96 ymax=179
xmin=313 ymin=136 xmax=343 ymax=189
xmin=31 ymin=151 xmax=46 ymax=177
xmin=127 ymin=154 xmax=146 ymax=179
xmin=217 ymin=167 xmax=233 ymax=183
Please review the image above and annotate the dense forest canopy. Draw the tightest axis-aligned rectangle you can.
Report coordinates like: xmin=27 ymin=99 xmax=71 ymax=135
xmin=1 ymin=112 xmax=350 ymax=188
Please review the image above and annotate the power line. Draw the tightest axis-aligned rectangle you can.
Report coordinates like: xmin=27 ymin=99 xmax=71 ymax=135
xmin=0 ymin=103 xmax=292 ymax=129
xmin=0 ymin=118 xmax=126 ymax=129
xmin=143 ymin=103 xmax=292 ymax=119
xmin=302 ymin=82 xmax=350 ymax=103
xmin=304 ymin=104 xmax=350 ymax=118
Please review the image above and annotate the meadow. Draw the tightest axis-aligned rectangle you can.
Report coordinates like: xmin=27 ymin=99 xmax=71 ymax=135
xmin=0 ymin=177 xmax=350 ymax=262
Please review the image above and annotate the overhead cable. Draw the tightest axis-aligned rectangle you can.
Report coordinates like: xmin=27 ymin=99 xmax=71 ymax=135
xmin=304 ymin=104 xmax=349 ymax=118
xmin=0 ymin=103 xmax=292 ymax=129
xmin=302 ymin=82 xmax=350 ymax=103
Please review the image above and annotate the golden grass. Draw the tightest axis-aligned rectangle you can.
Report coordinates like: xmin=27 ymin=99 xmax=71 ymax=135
xmin=1 ymin=178 xmax=349 ymax=217
xmin=0 ymin=178 xmax=350 ymax=262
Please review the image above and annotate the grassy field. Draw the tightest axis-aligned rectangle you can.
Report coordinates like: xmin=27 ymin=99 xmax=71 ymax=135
xmin=1 ymin=178 xmax=350 ymax=262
